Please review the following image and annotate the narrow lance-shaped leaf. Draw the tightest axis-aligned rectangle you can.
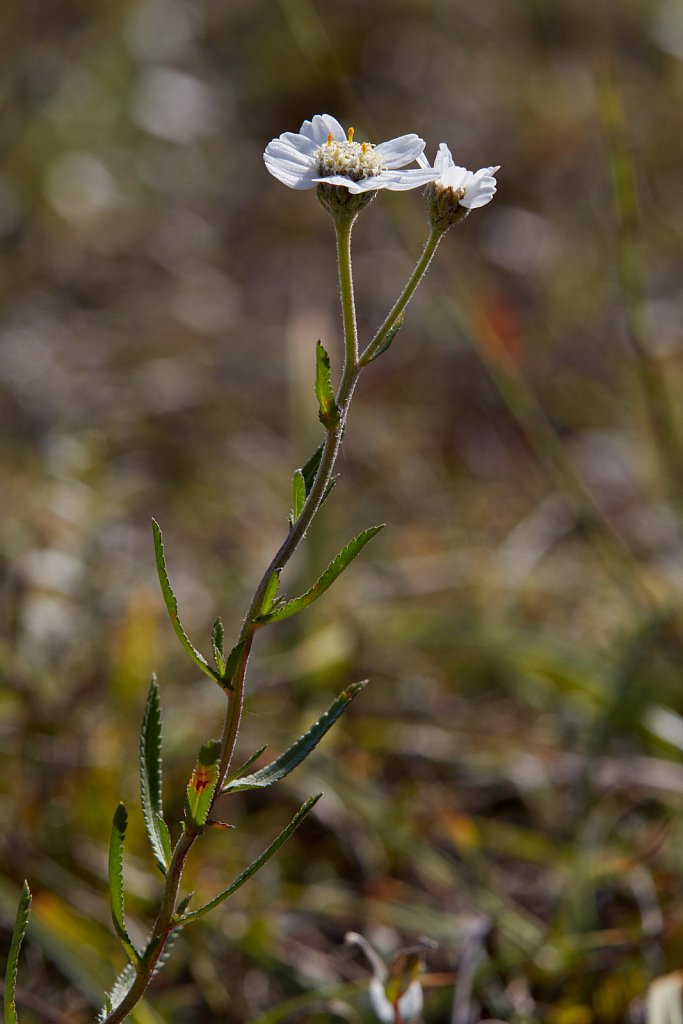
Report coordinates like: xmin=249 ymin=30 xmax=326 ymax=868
xmin=221 ymin=640 xmax=246 ymax=690
xmin=108 ymin=804 xmax=139 ymax=966
xmin=223 ymin=682 xmax=367 ymax=793
xmin=223 ymin=744 xmax=268 ymax=787
xmin=152 ymin=519 xmax=221 ymax=683
xmin=98 ymin=963 xmax=135 ymax=1023
xmin=4 ymin=881 xmax=31 ymax=1024
xmin=301 ymin=442 xmax=324 ymax=494
xmin=315 ymin=341 xmax=340 ymax=427
xmin=367 ymin=311 xmax=404 ymax=363
xmin=256 ymin=525 xmax=384 ymax=625
xmin=174 ymin=892 xmax=195 ymax=922
xmin=140 ymin=675 xmax=171 ymax=874
xmin=259 ymin=569 xmax=282 ymax=617
xmin=296 ymin=442 xmax=337 ymax=514
xmin=185 ymin=740 xmax=222 ymax=829
xmin=212 ymin=618 xmax=225 ymax=676
xmin=291 ymin=469 xmax=306 ymax=524
xmin=175 ymin=794 xmax=321 ymax=926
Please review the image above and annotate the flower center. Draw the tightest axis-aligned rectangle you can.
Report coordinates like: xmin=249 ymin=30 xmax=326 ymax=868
xmin=314 ymin=127 xmax=386 ymax=182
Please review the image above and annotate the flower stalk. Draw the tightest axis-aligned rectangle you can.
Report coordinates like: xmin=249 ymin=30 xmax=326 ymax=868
xmin=103 ymin=206 xmax=367 ymax=1024
xmin=361 ymin=225 xmax=445 ymax=367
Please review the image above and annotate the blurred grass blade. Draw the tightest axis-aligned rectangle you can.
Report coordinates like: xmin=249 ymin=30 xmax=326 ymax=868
xmin=256 ymin=526 xmax=384 ymax=625
xmin=108 ymin=803 xmax=139 ymax=965
xmin=176 ymin=795 xmax=322 ymax=925
xmin=223 ymin=682 xmax=367 ymax=793
xmin=4 ymin=880 xmax=31 ymax=1024
xmin=139 ymin=676 xmax=170 ymax=874
xmin=223 ymin=744 xmax=268 ymax=786
xmin=315 ymin=340 xmax=340 ymax=427
xmin=185 ymin=740 xmax=222 ymax=828
xmin=152 ymin=519 xmax=221 ymax=683
xmin=597 ymin=73 xmax=683 ymax=512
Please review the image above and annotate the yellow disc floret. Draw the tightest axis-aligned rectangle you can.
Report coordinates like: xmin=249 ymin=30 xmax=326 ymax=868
xmin=314 ymin=127 xmax=386 ymax=183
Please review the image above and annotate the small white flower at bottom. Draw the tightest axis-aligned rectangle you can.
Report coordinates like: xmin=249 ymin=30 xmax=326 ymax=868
xmin=264 ymin=114 xmax=438 ymax=194
xmin=369 ymin=977 xmax=424 ymax=1024
xmin=418 ymin=143 xmax=499 ymax=208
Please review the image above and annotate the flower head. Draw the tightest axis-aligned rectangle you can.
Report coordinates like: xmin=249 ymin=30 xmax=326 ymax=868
xmin=264 ymin=114 xmax=438 ymax=195
xmin=419 ymin=143 xmax=499 ymax=230
xmin=345 ymin=931 xmax=436 ymax=1024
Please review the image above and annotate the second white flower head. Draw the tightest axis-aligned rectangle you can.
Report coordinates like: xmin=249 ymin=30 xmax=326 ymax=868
xmin=418 ymin=143 xmax=499 ymax=209
xmin=264 ymin=114 xmax=438 ymax=194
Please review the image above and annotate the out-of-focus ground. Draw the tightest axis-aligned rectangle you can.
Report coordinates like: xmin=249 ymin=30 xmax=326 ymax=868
xmin=3 ymin=1 xmax=683 ymax=1021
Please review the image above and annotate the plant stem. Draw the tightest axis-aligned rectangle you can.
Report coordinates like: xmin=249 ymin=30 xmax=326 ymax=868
xmin=215 ymin=210 xmax=361 ymax=793
xmin=102 ymin=206 xmax=379 ymax=1024
xmin=102 ymin=830 xmax=195 ymax=1024
xmin=360 ymin=225 xmax=443 ymax=366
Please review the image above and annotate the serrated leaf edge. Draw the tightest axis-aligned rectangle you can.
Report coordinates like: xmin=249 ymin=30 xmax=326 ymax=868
xmin=223 ymin=682 xmax=367 ymax=793
xmin=140 ymin=676 xmax=170 ymax=874
xmin=4 ymin=880 xmax=31 ymax=1024
xmin=315 ymin=340 xmax=339 ymax=427
xmin=108 ymin=803 xmax=139 ymax=966
xmin=152 ymin=520 xmax=220 ymax=683
xmin=256 ymin=525 xmax=384 ymax=625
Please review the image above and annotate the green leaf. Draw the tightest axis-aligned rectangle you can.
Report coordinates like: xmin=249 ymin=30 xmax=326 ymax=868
xmin=98 ymin=963 xmax=135 ymax=1022
xmin=176 ymin=795 xmax=322 ymax=925
xmin=157 ymin=815 xmax=172 ymax=864
xmin=297 ymin=442 xmax=337 ymax=510
xmin=152 ymin=519 xmax=221 ymax=683
xmin=256 ymin=525 xmax=384 ymax=625
xmin=368 ymin=311 xmax=404 ymax=363
xmin=301 ymin=442 xmax=324 ymax=495
xmin=173 ymin=892 xmax=195 ymax=923
xmin=211 ymin=618 xmax=225 ymax=675
xmin=258 ymin=570 xmax=282 ymax=618
xmin=139 ymin=676 xmax=170 ymax=874
xmin=315 ymin=341 xmax=340 ymax=427
xmin=291 ymin=469 xmax=306 ymax=523
xmin=223 ymin=744 xmax=268 ymax=787
xmin=185 ymin=740 xmax=222 ymax=829
xmin=4 ymin=881 xmax=31 ymax=1024
xmin=223 ymin=682 xmax=367 ymax=793
xmin=221 ymin=640 xmax=246 ymax=690
xmin=108 ymin=804 xmax=139 ymax=966
xmin=296 ymin=444 xmax=335 ymax=516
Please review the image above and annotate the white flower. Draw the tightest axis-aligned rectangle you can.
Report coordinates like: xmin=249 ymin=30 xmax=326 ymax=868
xmin=369 ymin=977 xmax=424 ymax=1024
xmin=345 ymin=931 xmax=433 ymax=1024
xmin=264 ymin=114 xmax=438 ymax=194
xmin=418 ymin=143 xmax=499 ymax=208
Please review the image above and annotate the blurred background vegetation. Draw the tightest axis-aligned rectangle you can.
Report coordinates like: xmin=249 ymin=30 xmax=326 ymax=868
xmin=3 ymin=1 xmax=683 ymax=1021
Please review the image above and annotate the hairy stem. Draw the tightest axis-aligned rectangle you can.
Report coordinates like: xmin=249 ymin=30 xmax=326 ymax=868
xmin=360 ymin=225 xmax=443 ymax=366
xmin=102 ymin=207 xmax=432 ymax=1023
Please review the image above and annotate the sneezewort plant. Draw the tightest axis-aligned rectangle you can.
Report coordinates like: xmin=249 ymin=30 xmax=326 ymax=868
xmin=4 ymin=113 xmax=498 ymax=1024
